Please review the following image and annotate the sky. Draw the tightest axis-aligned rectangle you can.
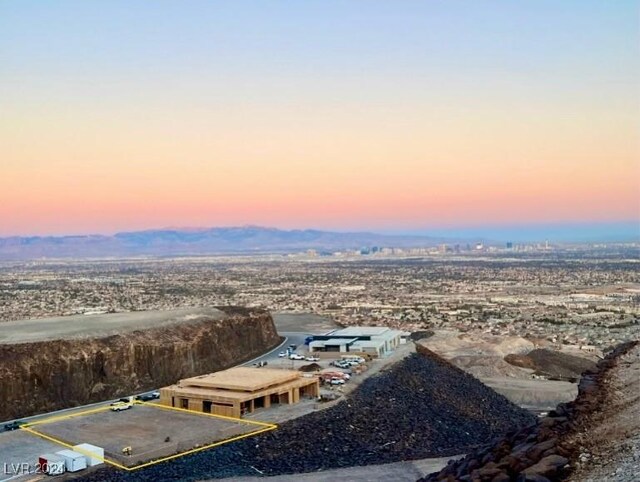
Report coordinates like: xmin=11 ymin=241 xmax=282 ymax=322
xmin=1 ymin=1 xmax=639 ymax=238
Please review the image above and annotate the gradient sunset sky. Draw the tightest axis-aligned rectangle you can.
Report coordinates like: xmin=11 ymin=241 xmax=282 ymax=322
xmin=1 ymin=1 xmax=638 ymax=236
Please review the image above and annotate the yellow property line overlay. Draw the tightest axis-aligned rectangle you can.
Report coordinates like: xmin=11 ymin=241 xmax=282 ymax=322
xmin=21 ymin=400 xmax=277 ymax=471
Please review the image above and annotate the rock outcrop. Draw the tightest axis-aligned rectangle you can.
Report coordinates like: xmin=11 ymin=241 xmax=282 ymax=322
xmin=422 ymin=340 xmax=638 ymax=482
xmin=0 ymin=307 xmax=280 ymax=420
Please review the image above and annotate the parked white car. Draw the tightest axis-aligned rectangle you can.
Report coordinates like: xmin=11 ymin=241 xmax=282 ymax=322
xmin=289 ymin=353 xmax=305 ymax=360
xmin=278 ymin=352 xmax=287 ymax=357
xmin=110 ymin=401 xmax=133 ymax=411
xmin=305 ymin=356 xmax=320 ymax=362
xmin=333 ymin=361 xmax=351 ymax=369
xmin=342 ymin=356 xmax=366 ymax=364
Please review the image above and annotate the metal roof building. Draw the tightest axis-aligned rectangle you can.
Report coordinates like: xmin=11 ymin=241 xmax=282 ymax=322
xmin=308 ymin=326 xmax=402 ymax=357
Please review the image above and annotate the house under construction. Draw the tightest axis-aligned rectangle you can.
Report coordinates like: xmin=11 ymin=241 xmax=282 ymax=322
xmin=159 ymin=366 xmax=319 ymax=418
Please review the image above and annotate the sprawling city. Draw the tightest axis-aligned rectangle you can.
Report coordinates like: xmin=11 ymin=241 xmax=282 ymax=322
xmin=2 ymin=246 xmax=639 ymax=349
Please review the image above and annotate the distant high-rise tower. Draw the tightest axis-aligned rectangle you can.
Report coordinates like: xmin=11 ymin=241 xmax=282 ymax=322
xmin=506 ymin=242 xmax=513 ymax=249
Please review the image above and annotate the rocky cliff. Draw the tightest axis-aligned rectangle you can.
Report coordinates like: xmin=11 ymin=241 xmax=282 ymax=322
xmin=0 ymin=307 xmax=280 ymax=420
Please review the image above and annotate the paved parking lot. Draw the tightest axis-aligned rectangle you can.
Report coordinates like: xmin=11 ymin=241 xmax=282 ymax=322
xmin=0 ymin=430 xmax=62 ymax=481
xmin=26 ymin=404 xmax=266 ymax=468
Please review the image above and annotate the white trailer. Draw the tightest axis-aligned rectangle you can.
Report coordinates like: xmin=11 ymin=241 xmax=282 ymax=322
xmin=38 ymin=453 xmax=65 ymax=475
xmin=56 ymin=449 xmax=87 ymax=472
xmin=73 ymin=443 xmax=104 ymax=467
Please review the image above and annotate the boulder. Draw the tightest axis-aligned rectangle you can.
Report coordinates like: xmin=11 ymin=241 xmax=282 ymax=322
xmin=521 ymin=454 xmax=568 ymax=478
xmin=526 ymin=438 xmax=557 ymax=461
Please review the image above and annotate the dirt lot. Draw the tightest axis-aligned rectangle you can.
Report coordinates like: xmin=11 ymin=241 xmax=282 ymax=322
xmin=222 ymin=455 xmax=459 ymax=481
xmin=28 ymin=404 xmax=263 ymax=468
xmin=271 ymin=312 xmax=337 ymax=333
xmin=481 ymin=376 xmax=578 ymax=410
xmin=0 ymin=308 xmax=226 ymax=344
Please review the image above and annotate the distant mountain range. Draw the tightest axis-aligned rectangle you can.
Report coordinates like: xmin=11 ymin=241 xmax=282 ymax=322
xmin=0 ymin=226 xmax=461 ymax=260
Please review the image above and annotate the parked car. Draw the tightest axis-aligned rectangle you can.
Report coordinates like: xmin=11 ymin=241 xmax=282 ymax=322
xmin=110 ymin=401 xmax=133 ymax=412
xmin=135 ymin=392 xmax=159 ymax=402
xmin=329 ymin=378 xmax=345 ymax=385
xmin=253 ymin=361 xmax=268 ymax=367
xmin=333 ymin=361 xmax=351 ymax=369
xmin=289 ymin=353 xmax=305 ymax=360
xmin=278 ymin=351 xmax=286 ymax=357
xmin=4 ymin=421 xmax=23 ymax=432
xmin=305 ymin=356 xmax=320 ymax=362
xmin=342 ymin=356 xmax=366 ymax=364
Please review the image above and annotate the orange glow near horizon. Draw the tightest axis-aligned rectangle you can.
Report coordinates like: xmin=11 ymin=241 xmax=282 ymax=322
xmin=1 ymin=1 xmax=638 ymax=236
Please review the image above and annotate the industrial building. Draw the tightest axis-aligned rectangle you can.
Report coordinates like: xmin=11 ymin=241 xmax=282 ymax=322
xmin=159 ymin=367 xmax=319 ymax=418
xmin=308 ymin=326 xmax=402 ymax=357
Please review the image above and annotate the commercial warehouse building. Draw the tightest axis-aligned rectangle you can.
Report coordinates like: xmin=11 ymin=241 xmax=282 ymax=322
xmin=159 ymin=367 xmax=319 ymax=418
xmin=308 ymin=326 xmax=402 ymax=357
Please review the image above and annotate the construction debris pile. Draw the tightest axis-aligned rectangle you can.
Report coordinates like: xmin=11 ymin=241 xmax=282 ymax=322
xmin=79 ymin=347 xmax=535 ymax=481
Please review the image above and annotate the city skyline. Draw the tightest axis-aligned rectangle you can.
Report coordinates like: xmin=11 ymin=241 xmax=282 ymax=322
xmin=1 ymin=1 xmax=638 ymax=236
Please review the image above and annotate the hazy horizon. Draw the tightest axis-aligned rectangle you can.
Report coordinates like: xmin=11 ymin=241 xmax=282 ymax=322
xmin=1 ymin=220 xmax=638 ymax=244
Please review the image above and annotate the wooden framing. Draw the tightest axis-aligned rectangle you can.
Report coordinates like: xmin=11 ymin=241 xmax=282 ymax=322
xmin=160 ymin=367 xmax=319 ymax=418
